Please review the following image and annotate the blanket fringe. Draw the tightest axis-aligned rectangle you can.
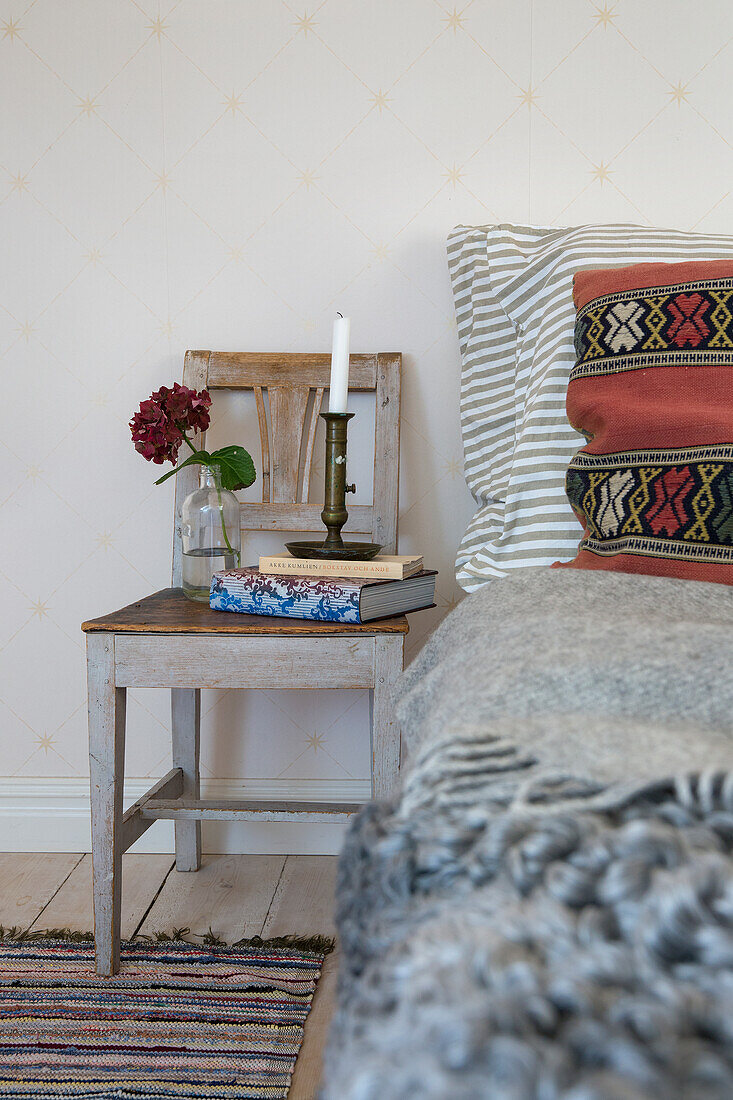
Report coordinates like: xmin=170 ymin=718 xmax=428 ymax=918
xmin=0 ymin=924 xmax=335 ymax=956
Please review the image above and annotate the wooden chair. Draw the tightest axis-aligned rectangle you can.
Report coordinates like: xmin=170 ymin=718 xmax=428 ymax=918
xmin=82 ymin=351 xmax=405 ymax=975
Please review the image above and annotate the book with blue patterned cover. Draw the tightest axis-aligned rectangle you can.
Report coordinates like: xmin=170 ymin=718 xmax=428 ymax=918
xmin=210 ymin=567 xmax=437 ymax=623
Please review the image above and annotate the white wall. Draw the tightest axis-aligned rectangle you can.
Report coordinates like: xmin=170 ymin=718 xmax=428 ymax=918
xmin=2 ymin=0 xmax=731 ymax=851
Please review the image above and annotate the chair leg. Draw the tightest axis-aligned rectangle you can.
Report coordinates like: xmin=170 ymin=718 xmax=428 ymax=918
xmin=171 ymin=688 xmax=201 ymax=872
xmin=370 ymin=635 xmax=404 ymax=800
xmin=87 ymin=634 xmax=126 ymax=977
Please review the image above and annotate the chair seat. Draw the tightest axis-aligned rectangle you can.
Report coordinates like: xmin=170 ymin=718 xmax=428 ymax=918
xmin=82 ymin=587 xmax=409 ymax=636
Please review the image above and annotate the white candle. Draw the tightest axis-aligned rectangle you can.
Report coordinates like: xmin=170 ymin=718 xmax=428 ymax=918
xmin=329 ymin=314 xmax=350 ymax=413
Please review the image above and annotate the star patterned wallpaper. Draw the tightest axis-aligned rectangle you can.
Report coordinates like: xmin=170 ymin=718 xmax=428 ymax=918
xmin=1 ymin=0 xmax=732 ymax=839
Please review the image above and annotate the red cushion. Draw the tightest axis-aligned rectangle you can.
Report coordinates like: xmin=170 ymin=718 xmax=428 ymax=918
xmin=557 ymin=259 xmax=733 ymax=584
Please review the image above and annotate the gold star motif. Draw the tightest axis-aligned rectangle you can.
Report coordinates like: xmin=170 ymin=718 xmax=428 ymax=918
xmin=17 ymin=320 xmax=35 ymax=341
xmin=517 ymin=85 xmax=540 ymax=109
xmin=29 ymin=599 xmax=49 ymax=619
xmin=1 ymin=18 xmax=21 ymax=40
xmin=370 ymin=243 xmax=390 ymax=261
xmin=443 ymin=164 xmax=464 ymax=187
xmin=26 ymin=464 xmax=43 ymax=481
xmin=223 ymin=93 xmax=244 ymax=116
xmin=591 ymin=161 xmax=613 ymax=185
xmin=35 ymin=733 xmax=57 ymax=754
xmin=95 ymin=532 xmax=114 ymax=550
xmin=85 ymin=247 xmax=103 ymax=265
xmin=668 ymin=81 xmax=690 ymax=106
xmin=154 ymin=171 xmax=171 ymax=191
xmin=293 ymin=12 xmax=316 ymax=36
xmin=444 ymin=457 xmax=462 ymax=478
xmin=146 ymin=16 xmax=169 ymax=39
xmin=227 ymin=245 xmax=244 ymax=262
xmin=92 ymin=392 xmax=109 ymax=407
xmin=443 ymin=6 xmax=467 ymax=32
xmin=304 ymin=731 xmax=326 ymax=752
xmin=297 ymin=168 xmax=319 ymax=189
xmin=160 ymin=318 xmax=174 ymax=336
xmin=303 ymin=319 xmax=317 ymax=333
xmin=370 ymin=89 xmax=392 ymax=114
xmin=593 ymin=3 xmax=617 ymax=28
xmin=10 ymin=172 xmax=30 ymax=193
xmin=77 ymin=95 xmax=100 ymax=117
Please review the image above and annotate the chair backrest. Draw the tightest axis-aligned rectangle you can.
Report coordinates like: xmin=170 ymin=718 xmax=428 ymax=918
xmin=172 ymin=351 xmax=402 ymax=584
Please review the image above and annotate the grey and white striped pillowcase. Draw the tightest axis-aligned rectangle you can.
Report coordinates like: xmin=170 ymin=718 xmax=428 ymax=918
xmin=447 ymin=222 xmax=733 ymax=592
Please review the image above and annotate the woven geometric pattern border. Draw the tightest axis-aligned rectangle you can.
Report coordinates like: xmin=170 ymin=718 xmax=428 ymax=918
xmin=0 ymin=936 xmax=330 ymax=1098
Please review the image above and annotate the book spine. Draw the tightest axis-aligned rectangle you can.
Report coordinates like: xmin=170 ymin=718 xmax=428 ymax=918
xmin=210 ymin=573 xmax=363 ymax=623
xmin=260 ymin=557 xmax=406 ymax=580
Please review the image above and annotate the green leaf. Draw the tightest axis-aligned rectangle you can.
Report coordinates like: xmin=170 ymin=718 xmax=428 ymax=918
xmin=210 ymin=445 xmax=256 ymax=491
xmin=154 ymin=450 xmax=211 ymax=485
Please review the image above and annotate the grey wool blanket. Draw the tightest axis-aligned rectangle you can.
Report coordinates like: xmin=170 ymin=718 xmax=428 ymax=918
xmin=322 ymin=569 xmax=733 ymax=1100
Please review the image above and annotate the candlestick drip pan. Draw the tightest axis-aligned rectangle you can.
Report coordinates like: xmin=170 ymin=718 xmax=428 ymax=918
xmin=285 ymin=540 xmax=382 ymax=561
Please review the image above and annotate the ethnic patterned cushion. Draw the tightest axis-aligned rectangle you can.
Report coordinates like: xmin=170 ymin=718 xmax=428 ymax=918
xmin=561 ymin=260 xmax=733 ymax=583
xmin=447 ymin=223 xmax=733 ymax=592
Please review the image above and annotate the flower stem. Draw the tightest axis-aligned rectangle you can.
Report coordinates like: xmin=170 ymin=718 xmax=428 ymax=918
xmin=180 ymin=431 xmax=198 ymax=454
xmin=215 ymin=482 xmax=240 ymax=565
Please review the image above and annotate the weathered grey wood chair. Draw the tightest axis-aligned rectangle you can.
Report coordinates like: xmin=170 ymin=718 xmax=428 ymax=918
xmin=82 ymin=351 xmax=405 ymax=975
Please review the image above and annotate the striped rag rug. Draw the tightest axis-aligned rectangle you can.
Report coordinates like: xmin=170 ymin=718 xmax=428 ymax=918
xmin=0 ymin=937 xmax=328 ymax=1098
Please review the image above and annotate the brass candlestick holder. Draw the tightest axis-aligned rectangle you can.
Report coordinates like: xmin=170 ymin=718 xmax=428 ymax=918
xmin=286 ymin=411 xmax=382 ymax=560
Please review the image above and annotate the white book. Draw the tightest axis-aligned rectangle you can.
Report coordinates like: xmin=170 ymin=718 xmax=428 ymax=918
xmin=258 ymin=552 xmax=424 ymax=581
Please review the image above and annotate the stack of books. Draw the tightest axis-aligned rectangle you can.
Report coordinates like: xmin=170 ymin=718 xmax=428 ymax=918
xmin=210 ymin=553 xmax=437 ymax=624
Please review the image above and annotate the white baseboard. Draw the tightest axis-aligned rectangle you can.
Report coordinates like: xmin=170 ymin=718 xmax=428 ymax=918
xmin=0 ymin=777 xmax=372 ymax=855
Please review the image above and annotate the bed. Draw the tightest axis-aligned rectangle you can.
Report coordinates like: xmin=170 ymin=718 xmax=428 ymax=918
xmin=320 ymin=223 xmax=733 ymax=1098
xmin=321 ymin=568 xmax=733 ymax=1098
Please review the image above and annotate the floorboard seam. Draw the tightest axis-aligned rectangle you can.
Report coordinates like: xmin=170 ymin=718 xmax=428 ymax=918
xmin=132 ymin=856 xmax=177 ymax=938
xmin=259 ymin=855 xmax=288 ymax=936
xmin=28 ymin=853 xmax=86 ymax=933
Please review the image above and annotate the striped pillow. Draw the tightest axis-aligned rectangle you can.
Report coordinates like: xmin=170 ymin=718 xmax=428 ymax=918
xmin=447 ymin=223 xmax=733 ymax=591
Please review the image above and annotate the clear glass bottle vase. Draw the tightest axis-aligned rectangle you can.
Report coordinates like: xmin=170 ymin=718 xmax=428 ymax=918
xmin=181 ymin=464 xmax=241 ymax=602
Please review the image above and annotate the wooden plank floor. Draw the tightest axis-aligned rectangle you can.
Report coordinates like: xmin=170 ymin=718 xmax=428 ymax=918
xmin=0 ymin=852 xmax=338 ymax=1099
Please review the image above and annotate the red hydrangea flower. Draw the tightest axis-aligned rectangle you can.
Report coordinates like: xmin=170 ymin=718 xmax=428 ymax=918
xmin=130 ymin=383 xmax=212 ymax=465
